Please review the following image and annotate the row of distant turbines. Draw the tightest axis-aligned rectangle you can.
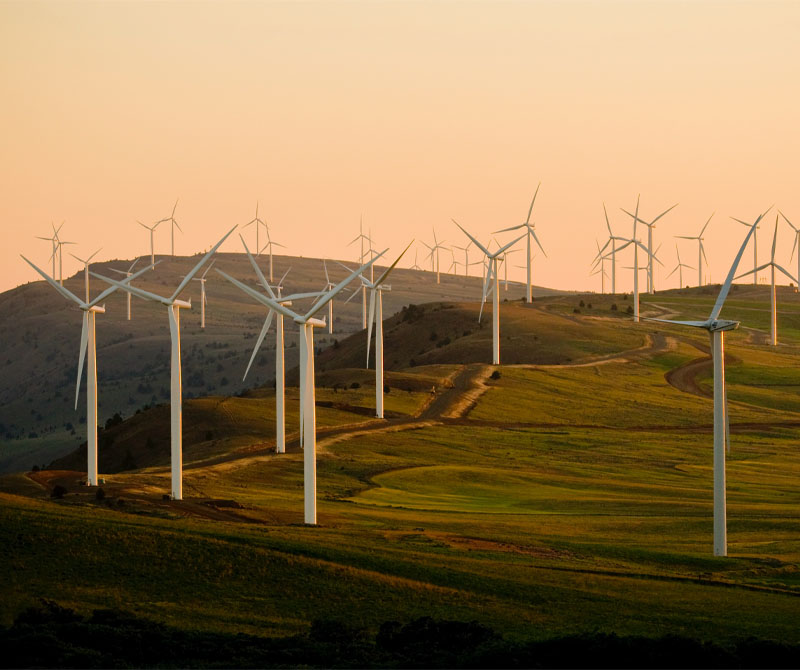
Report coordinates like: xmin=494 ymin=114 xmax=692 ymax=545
xmin=22 ymin=193 xmax=788 ymax=558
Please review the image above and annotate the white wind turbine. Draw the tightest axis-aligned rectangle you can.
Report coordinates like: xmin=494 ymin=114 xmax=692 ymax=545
xmin=735 ymin=216 xmax=797 ymax=346
xmin=108 ymin=259 xmax=141 ymax=320
xmin=231 ymin=237 xmax=310 ymax=455
xmin=410 ymin=248 xmax=423 ymax=271
xmin=191 ymin=261 xmax=215 ymax=329
xmin=779 ymin=211 xmax=800 ymax=290
xmin=69 ymin=248 xmax=102 ymax=302
xmin=621 ymin=201 xmax=678 ymax=294
xmin=648 ymin=210 xmax=768 ymax=557
xmin=666 ymin=244 xmax=695 ymax=290
xmin=35 ymin=222 xmax=64 ymax=279
xmin=423 ymin=228 xmax=448 ymax=284
xmin=50 ymin=231 xmax=76 ymax=287
xmin=593 ymin=240 xmax=612 ymax=294
xmin=218 ymin=251 xmax=385 ymax=525
xmin=348 ymin=217 xmax=371 ymax=328
xmin=93 ymin=227 xmax=237 ymax=500
xmin=619 ymin=197 xmax=663 ymax=323
xmin=243 ymin=202 xmax=266 ymax=256
xmin=158 ymin=199 xmax=181 ymax=256
xmin=259 ymin=224 xmax=285 ymax=283
xmin=21 ymin=256 xmax=154 ymax=486
xmin=494 ymin=184 xmax=546 ymax=303
xmin=452 ymin=241 xmax=472 ymax=277
xmin=453 ymin=220 xmax=525 ymax=365
xmin=138 ymin=218 xmax=162 ymax=266
xmin=594 ymin=204 xmax=630 ymax=294
xmin=675 ymin=214 xmax=714 ymax=287
xmin=357 ymin=243 xmax=411 ymax=418
xmin=732 ymin=214 xmax=761 ymax=286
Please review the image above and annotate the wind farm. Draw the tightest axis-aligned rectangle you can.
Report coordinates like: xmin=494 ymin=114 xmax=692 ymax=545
xmin=3 ymin=1 xmax=800 ymax=667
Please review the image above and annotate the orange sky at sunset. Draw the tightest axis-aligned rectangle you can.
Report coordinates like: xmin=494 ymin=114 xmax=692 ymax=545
xmin=2 ymin=1 xmax=799 ymax=295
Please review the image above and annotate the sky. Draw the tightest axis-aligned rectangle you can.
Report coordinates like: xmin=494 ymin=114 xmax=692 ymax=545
xmin=2 ymin=0 xmax=799 ymax=295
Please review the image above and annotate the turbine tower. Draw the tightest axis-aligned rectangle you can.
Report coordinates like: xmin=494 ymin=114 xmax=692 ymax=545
xmin=494 ymin=184 xmax=546 ymax=303
xmin=618 ymin=196 xmax=663 ymax=323
xmin=454 ymin=220 xmax=524 ymax=365
xmin=423 ymin=228 xmax=448 ymax=284
xmin=621 ymin=201 xmax=678 ymax=294
xmin=35 ymin=222 xmax=64 ymax=279
xmin=191 ymin=261 xmax=215 ymax=329
xmin=675 ymin=214 xmax=714 ymax=287
xmin=323 ymin=261 xmax=335 ymax=334
xmin=735 ymin=216 xmax=797 ymax=346
xmin=218 ymin=252 xmax=384 ymax=525
xmin=594 ymin=204 xmax=630 ymax=294
xmin=93 ymin=227 xmax=236 ymax=500
xmin=648 ymin=208 xmax=769 ymax=556
xmin=108 ymin=259 xmax=141 ymax=320
xmin=69 ymin=248 xmax=102 ymax=302
xmin=21 ymin=256 xmax=154 ymax=486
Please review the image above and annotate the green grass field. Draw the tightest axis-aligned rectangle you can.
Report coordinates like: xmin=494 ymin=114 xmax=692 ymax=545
xmin=2 ymin=288 xmax=800 ymax=663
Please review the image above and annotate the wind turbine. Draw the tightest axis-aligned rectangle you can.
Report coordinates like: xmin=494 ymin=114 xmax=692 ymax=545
xmin=191 ymin=261 xmax=215 ymax=329
xmin=618 ymin=196 xmax=663 ymax=323
xmin=108 ymin=259 xmax=141 ymax=320
xmin=666 ymin=244 xmax=695 ymax=290
xmin=779 ymin=211 xmax=800 ymax=291
xmin=647 ymin=208 xmax=768 ymax=557
xmin=735 ymin=216 xmax=797 ymax=346
xmin=217 ymin=251 xmax=385 ymax=525
xmin=593 ymin=240 xmax=612 ymax=294
xmin=35 ymin=222 xmax=64 ymax=279
xmin=410 ymin=248 xmax=423 ymax=271
xmin=158 ymin=199 xmax=181 ymax=256
xmin=49 ymin=231 xmax=76 ymax=287
xmin=232 ymin=237 xmax=304 ymax=455
xmin=732 ymin=215 xmax=761 ymax=286
xmin=92 ymin=227 xmax=237 ymax=500
xmin=69 ymin=248 xmax=102 ymax=302
xmin=243 ymin=202 xmax=266 ymax=256
xmin=675 ymin=214 xmax=714 ymax=287
xmin=138 ymin=218 xmax=162 ymax=266
xmin=259 ymin=225 xmax=285 ymax=283
xmin=621 ymin=201 xmax=678 ymax=294
xmin=423 ymin=228 xmax=448 ymax=284
xmin=20 ymin=256 xmax=154 ymax=486
xmin=454 ymin=220 xmax=525 ymax=364
xmin=594 ymin=204 xmax=630 ymax=294
xmin=322 ymin=261 xmax=336 ymax=334
xmin=348 ymin=217 xmax=371 ymax=327
xmin=356 ymin=243 xmax=411 ymax=418
xmin=452 ymin=241 xmax=472 ymax=277
xmin=494 ymin=185 xmax=546 ymax=303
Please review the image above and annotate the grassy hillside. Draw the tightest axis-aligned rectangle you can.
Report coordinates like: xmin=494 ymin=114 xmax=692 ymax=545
xmin=0 ymin=253 xmax=566 ymax=472
xmin=2 ymin=288 xmax=800 ymax=664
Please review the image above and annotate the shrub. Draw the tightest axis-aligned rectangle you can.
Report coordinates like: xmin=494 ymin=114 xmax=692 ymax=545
xmin=611 ymin=303 xmax=618 ymax=311
xmin=95 ymin=488 xmax=105 ymax=501
xmin=384 ymin=385 xmax=390 ymax=394
xmin=350 ymin=382 xmax=361 ymax=389
xmin=626 ymin=305 xmax=634 ymax=314
xmin=490 ymin=370 xmax=501 ymax=380
xmin=51 ymin=485 xmax=67 ymax=499
xmin=579 ymin=299 xmax=585 ymax=307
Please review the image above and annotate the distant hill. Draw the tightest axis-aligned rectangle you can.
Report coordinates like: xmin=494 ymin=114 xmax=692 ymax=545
xmin=0 ymin=252 xmax=567 ymax=472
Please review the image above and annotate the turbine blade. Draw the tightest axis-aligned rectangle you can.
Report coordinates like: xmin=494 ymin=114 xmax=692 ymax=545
xmin=201 ymin=259 xmax=215 ymax=279
xmin=366 ymin=289 xmax=376 ymax=366
xmin=88 ymin=262 xmax=159 ymax=308
xmin=526 ymin=182 xmax=541 ymax=224
xmin=493 ymin=224 xmax=525 ymax=234
xmin=243 ymin=312 xmax=273 ymax=381
xmin=20 ymin=255 xmax=84 ymax=306
xmin=492 ymin=232 xmax=527 ymax=258
xmin=323 ymin=260 xmax=330 ymax=285
xmin=90 ymin=267 xmax=167 ymax=305
xmin=304 ymin=250 xmax=386 ymax=321
xmin=216 ymin=269 xmax=298 ymax=320
xmin=779 ymin=210 xmax=798 ymax=232
xmin=771 ymin=217 xmax=779 ymax=262
xmin=171 ymin=225 xmax=237 ymax=302
xmin=649 ymin=203 xmax=679 ymax=226
xmin=453 ymin=220 xmax=491 ymax=257
xmin=709 ymin=215 xmax=762 ymax=321
xmin=774 ymin=263 xmax=798 ymax=284
xmin=603 ymin=202 xmax=613 ymax=236
xmin=374 ymin=240 xmax=413 ymax=287
xmin=531 ymin=230 xmax=547 ymax=257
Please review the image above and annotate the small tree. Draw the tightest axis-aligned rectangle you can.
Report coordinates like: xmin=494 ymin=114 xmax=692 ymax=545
xmin=51 ymin=485 xmax=67 ymax=499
